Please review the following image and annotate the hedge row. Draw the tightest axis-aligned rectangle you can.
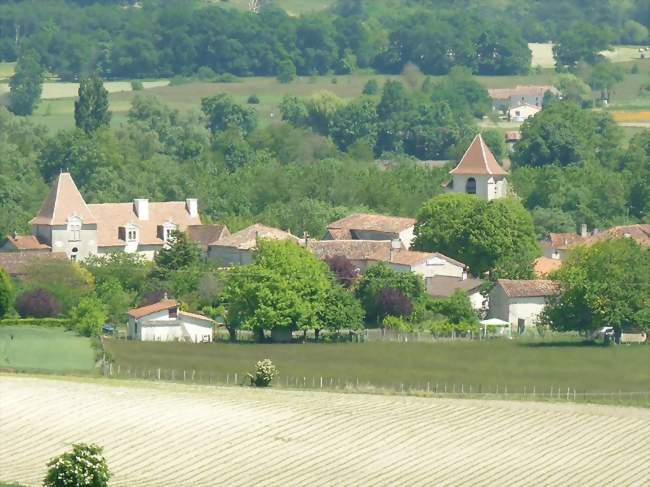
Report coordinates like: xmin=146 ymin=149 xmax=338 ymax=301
xmin=0 ymin=318 xmax=71 ymax=328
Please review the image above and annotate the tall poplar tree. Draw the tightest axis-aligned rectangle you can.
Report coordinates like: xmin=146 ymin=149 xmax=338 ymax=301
xmin=75 ymin=74 xmax=111 ymax=133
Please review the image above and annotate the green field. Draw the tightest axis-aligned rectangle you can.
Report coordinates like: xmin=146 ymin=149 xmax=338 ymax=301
xmin=0 ymin=326 xmax=96 ymax=373
xmin=104 ymin=338 xmax=650 ymax=395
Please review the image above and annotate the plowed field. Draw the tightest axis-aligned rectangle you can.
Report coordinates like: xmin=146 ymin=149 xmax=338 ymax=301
xmin=1 ymin=376 xmax=649 ymax=486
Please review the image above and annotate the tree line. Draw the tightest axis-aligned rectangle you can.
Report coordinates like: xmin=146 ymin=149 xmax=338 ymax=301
xmin=0 ymin=0 xmax=533 ymax=81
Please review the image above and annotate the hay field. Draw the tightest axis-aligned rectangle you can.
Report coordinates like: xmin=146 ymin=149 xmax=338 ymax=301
xmin=2 ymin=376 xmax=649 ymax=487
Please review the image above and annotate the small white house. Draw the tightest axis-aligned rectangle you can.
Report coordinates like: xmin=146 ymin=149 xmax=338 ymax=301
xmin=127 ymin=299 xmax=215 ymax=343
xmin=508 ymin=103 xmax=540 ymax=122
xmin=488 ymin=279 xmax=559 ymax=334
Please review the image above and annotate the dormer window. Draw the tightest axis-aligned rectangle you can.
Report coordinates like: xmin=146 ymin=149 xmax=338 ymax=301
xmin=119 ymin=223 xmax=140 ymax=243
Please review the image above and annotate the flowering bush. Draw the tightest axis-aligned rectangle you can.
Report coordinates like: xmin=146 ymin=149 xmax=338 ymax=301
xmin=44 ymin=443 xmax=110 ymax=487
xmin=248 ymin=359 xmax=278 ymax=387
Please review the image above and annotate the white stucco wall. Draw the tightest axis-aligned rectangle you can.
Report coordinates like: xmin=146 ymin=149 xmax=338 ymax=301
xmin=398 ymin=227 xmax=415 ymax=249
xmin=97 ymin=245 xmax=159 ymax=261
xmin=451 ymin=175 xmax=507 ymax=201
xmin=489 ymin=285 xmax=548 ymax=333
xmin=128 ymin=310 xmax=213 ymax=343
xmin=409 ymin=260 xmax=464 ymax=279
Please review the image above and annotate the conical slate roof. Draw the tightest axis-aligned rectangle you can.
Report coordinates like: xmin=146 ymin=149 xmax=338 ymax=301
xmin=30 ymin=172 xmax=97 ymax=225
xmin=449 ymin=134 xmax=508 ymax=176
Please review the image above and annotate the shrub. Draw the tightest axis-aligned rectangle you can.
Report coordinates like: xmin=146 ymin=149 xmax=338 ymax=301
xmin=376 ymin=287 xmax=413 ymax=319
xmin=197 ymin=66 xmax=216 ymax=81
xmin=70 ymin=296 xmax=108 ymax=337
xmin=277 ymin=59 xmax=296 ymax=83
xmin=0 ymin=268 xmax=14 ymax=318
xmin=15 ymin=288 xmax=60 ymax=318
xmin=214 ymin=72 xmax=240 ymax=83
xmin=247 ymin=359 xmax=278 ymax=387
xmin=169 ymin=75 xmax=191 ymax=86
xmin=44 ymin=443 xmax=110 ymax=487
xmin=324 ymin=255 xmax=358 ymax=288
xmin=247 ymin=94 xmax=260 ymax=104
xmin=382 ymin=315 xmax=411 ymax=332
xmin=362 ymin=79 xmax=378 ymax=95
xmin=130 ymin=80 xmax=144 ymax=91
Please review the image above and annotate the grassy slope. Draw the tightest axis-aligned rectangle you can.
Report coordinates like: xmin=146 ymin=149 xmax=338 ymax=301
xmin=0 ymin=326 xmax=96 ymax=373
xmin=104 ymin=338 xmax=650 ymax=394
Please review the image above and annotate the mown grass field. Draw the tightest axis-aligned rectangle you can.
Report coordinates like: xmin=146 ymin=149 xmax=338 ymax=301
xmin=2 ymin=375 xmax=649 ymax=486
xmin=0 ymin=326 xmax=96 ymax=373
xmin=104 ymin=338 xmax=650 ymax=395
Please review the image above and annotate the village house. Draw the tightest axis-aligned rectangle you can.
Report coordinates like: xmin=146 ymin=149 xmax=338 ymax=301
xmin=127 ymin=298 xmax=215 ymax=343
xmin=542 ymin=223 xmax=650 ymax=261
xmin=533 ymin=256 xmax=563 ymax=277
xmin=488 ymin=85 xmax=557 ymax=111
xmin=426 ymin=275 xmax=486 ymax=311
xmin=0 ymin=172 xmax=223 ymax=261
xmin=447 ymin=134 xmax=508 ymax=200
xmin=324 ymin=213 xmax=416 ymax=249
xmin=488 ymin=279 xmax=559 ymax=334
xmin=207 ymin=223 xmax=298 ymax=266
xmin=505 ymin=131 xmax=521 ymax=153
xmin=508 ymin=103 xmax=540 ymax=122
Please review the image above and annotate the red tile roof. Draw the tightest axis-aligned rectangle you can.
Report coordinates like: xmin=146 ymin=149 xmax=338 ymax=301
xmin=326 ymin=213 xmax=416 ymax=237
xmin=368 ymin=248 xmax=467 ymax=268
xmin=186 ymin=224 xmax=230 ymax=251
xmin=426 ymin=276 xmax=484 ymax=297
xmin=30 ymin=173 xmax=97 ymax=225
xmin=488 ymin=85 xmax=556 ymax=100
xmin=0 ymin=252 xmax=66 ymax=277
xmin=534 ymin=257 xmax=562 ymax=277
xmin=128 ymin=300 xmax=179 ymax=319
xmin=449 ymin=134 xmax=508 ymax=176
xmin=497 ymin=279 xmax=559 ymax=298
xmin=307 ymin=240 xmax=392 ymax=261
xmin=505 ymin=131 xmax=522 ymax=141
xmin=210 ymin=224 xmax=298 ymax=250
xmin=2 ymin=235 xmax=50 ymax=251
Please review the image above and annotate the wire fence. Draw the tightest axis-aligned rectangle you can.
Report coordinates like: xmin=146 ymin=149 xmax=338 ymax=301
xmin=100 ymin=363 xmax=650 ymax=406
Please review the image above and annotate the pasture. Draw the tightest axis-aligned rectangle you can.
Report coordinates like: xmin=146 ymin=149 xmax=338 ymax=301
xmin=1 ymin=375 xmax=649 ymax=486
xmin=0 ymin=326 xmax=96 ymax=374
xmin=104 ymin=338 xmax=650 ymax=400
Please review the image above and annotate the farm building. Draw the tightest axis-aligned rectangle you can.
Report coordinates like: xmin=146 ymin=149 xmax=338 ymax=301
xmin=447 ymin=134 xmax=508 ymax=201
xmin=365 ymin=247 xmax=468 ymax=279
xmin=508 ymin=103 xmax=540 ymax=122
xmin=488 ymin=279 xmax=559 ymax=334
xmin=488 ymin=85 xmax=557 ymax=110
xmin=207 ymin=223 xmax=298 ymax=266
xmin=324 ymin=213 xmax=416 ymax=249
xmin=127 ymin=298 xmax=214 ymax=343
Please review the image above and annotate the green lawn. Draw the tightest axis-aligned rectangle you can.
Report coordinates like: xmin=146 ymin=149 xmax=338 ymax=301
xmin=104 ymin=338 xmax=650 ymax=395
xmin=0 ymin=326 xmax=96 ymax=373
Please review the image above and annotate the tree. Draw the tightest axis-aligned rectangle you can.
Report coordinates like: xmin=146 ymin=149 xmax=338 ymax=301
xmin=318 ymin=284 xmax=365 ymax=337
xmin=512 ymin=101 xmax=598 ymax=168
xmin=154 ymin=230 xmax=202 ymax=278
xmin=222 ymin=240 xmax=333 ymax=341
xmin=8 ymin=53 xmax=44 ymax=116
xmin=83 ymin=252 xmax=152 ymax=292
xmin=329 ymin=97 xmax=378 ymax=151
xmin=75 ymin=74 xmax=111 ymax=133
xmin=425 ymin=290 xmax=479 ymax=325
xmin=553 ymin=22 xmax=613 ymax=69
xmin=587 ymin=59 xmax=624 ymax=102
xmin=279 ymin=95 xmax=308 ymax=126
xmin=481 ymin=129 xmax=506 ymax=162
xmin=324 ymin=255 xmax=358 ymax=288
xmin=305 ymin=91 xmax=344 ymax=135
xmin=70 ymin=295 xmax=108 ymax=337
xmin=276 ymin=59 xmax=296 ymax=83
xmin=413 ymin=194 xmax=539 ymax=279
xmin=362 ymin=79 xmax=378 ymax=95
xmin=542 ymin=239 xmax=650 ymax=336
xmin=376 ymin=287 xmax=413 ymax=321
xmin=96 ymin=278 xmax=131 ymax=324
xmin=44 ymin=443 xmax=110 ymax=487
xmin=201 ymin=93 xmax=257 ymax=136
xmin=15 ymin=288 xmax=60 ymax=318
xmin=0 ymin=268 xmax=14 ymax=318
xmin=554 ymin=74 xmax=592 ymax=106
xmin=22 ymin=260 xmax=94 ymax=313
xmin=355 ymin=262 xmax=425 ymax=323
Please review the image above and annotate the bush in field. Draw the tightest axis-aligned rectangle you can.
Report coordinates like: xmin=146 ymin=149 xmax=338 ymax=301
xmin=15 ymin=288 xmax=60 ymax=318
xmin=130 ymin=80 xmax=144 ymax=91
xmin=248 ymin=359 xmax=278 ymax=387
xmin=70 ymin=296 xmax=108 ymax=337
xmin=247 ymin=94 xmax=260 ymax=104
xmin=44 ymin=443 xmax=110 ymax=487
xmin=382 ymin=315 xmax=411 ymax=332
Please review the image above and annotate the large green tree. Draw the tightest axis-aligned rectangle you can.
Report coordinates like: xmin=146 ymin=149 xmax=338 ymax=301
xmin=413 ymin=194 xmax=539 ymax=279
xmin=553 ymin=22 xmax=613 ymax=69
xmin=8 ymin=53 xmax=44 ymax=116
xmin=222 ymin=239 xmax=338 ymax=340
xmin=74 ymin=74 xmax=111 ymax=133
xmin=543 ymin=239 xmax=650 ymax=335
xmin=154 ymin=230 xmax=202 ymax=279
xmin=201 ymin=93 xmax=257 ymax=137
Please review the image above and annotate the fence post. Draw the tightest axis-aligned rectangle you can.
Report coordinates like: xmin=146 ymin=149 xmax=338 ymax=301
xmin=320 ymin=377 xmax=323 ymax=389
xmin=158 ymin=368 xmax=161 ymax=380
xmin=234 ymin=373 xmax=237 ymax=384
xmin=427 ymin=382 xmax=430 ymax=393
xmin=227 ymin=373 xmax=229 ymax=385
xmin=192 ymin=370 xmax=196 ymax=381
xmin=109 ymin=363 xmax=113 ymax=376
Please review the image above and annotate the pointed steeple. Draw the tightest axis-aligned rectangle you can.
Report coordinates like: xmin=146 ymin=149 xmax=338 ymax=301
xmin=30 ymin=173 xmax=97 ymax=225
xmin=449 ymin=134 xmax=508 ymax=176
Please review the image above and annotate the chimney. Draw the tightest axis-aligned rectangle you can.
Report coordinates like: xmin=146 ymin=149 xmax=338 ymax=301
xmin=580 ymin=223 xmax=588 ymax=238
xmin=186 ymin=198 xmax=198 ymax=218
xmin=462 ymin=269 xmax=468 ymax=281
xmin=133 ymin=199 xmax=149 ymax=221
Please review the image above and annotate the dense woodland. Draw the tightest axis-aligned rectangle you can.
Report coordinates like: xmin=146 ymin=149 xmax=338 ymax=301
xmin=0 ymin=0 xmax=647 ymax=81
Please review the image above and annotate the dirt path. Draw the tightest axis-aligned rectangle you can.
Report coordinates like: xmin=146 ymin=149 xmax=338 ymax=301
xmin=1 ymin=376 xmax=649 ymax=486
